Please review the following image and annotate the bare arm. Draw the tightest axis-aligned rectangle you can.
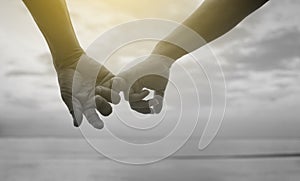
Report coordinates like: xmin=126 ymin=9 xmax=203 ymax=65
xmin=23 ymin=0 xmax=119 ymax=128
xmin=152 ymin=0 xmax=269 ymax=60
xmin=23 ymin=0 xmax=84 ymax=70
xmin=115 ymin=0 xmax=269 ymax=115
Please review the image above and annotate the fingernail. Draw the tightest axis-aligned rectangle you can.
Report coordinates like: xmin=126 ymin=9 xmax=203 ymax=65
xmin=149 ymin=99 xmax=159 ymax=107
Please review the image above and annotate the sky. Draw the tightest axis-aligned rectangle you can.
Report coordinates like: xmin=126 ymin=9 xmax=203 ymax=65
xmin=0 ymin=0 xmax=299 ymax=140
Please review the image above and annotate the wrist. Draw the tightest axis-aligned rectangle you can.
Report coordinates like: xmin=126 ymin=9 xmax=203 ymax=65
xmin=53 ymin=48 xmax=85 ymax=72
xmin=151 ymin=41 xmax=188 ymax=61
xmin=145 ymin=54 xmax=175 ymax=69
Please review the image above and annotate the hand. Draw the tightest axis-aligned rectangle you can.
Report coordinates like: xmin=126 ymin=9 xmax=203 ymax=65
xmin=57 ymin=53 xmax=120 ymax=129
xmin=113 ymin=55 xmax=174 ymax=114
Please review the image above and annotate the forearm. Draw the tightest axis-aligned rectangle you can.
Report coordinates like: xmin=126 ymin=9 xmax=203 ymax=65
xmin=23 ymin=0 xmax=84 ymax=70
xmin=152 ymin=0 xmax=269 ymax=61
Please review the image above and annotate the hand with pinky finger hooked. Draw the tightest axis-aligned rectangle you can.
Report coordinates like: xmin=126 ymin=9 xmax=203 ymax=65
xmin=111 ymin=55 xmax=174 ymax=114
xmin=57 ymin=54 xmax=120 ymax=129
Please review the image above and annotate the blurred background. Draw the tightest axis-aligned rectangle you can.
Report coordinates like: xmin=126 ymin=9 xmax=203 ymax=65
xmin=1 ymin=0 xmax=300 ymax=180
xmin=0 ymin=0 xmax=299 ymax=139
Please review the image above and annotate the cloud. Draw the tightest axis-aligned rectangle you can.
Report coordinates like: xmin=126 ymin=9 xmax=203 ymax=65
xmin=222 ymin=27 xmax=300 ymax=72
xmin=5 ymin=70 xmax=45 ymax=77
xmin=0 ymin=0 xmax=299 ymax=139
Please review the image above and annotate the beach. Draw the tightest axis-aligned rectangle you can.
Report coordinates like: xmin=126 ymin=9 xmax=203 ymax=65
xmin=1 ymin=138 xmax=300 ymax=181
xmin=1 ymin=0 xmax=300 ymax=180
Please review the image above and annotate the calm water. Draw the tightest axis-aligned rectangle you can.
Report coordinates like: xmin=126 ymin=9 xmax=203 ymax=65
xmin=1 ymin=138 xmax=300 ymax=181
